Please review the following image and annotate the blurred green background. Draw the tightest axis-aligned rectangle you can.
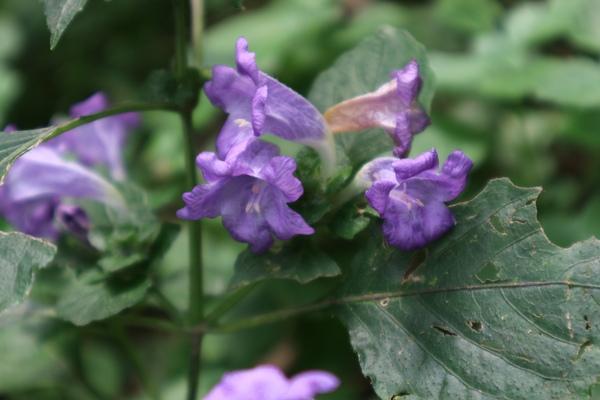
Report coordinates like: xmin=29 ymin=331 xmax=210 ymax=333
xmin=1 ymin=0 xmax=600 ymax=399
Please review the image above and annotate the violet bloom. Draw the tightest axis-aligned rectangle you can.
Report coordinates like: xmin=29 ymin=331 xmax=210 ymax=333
xmin=204 ymin=37 xmax=335 ymax=174
xmin=361 ymin=149 xmax=473 ymax=250
xmin=177 ymin=139 xmax=314 ymax=253
xmin=55 ymin=92 xmax=140 ymax=181
xmin=323 ymin=59 xmax=431 ymax=157
xmin=203 ymin=365 xmax=340 ymax=400
xmin=0 ymin=144 xmax=124 ymax=241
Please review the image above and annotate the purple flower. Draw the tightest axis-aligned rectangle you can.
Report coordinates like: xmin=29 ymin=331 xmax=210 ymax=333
xmin=0 ymin=144 xmax=124 ymax=240
xmin=54 ymin=92 xmax=140 ymax=181
xmin=323 ymin=59 xmax=431 ymax=157
xmin=177 ymin=139 xmax=314 ymax=253
xmin=202 ymin=365 xmax=340 ymax=400
xmin=204 ymin=37 xmax=334 ymax=173
xmin=361 ymin=149 xmax=473 ymax=250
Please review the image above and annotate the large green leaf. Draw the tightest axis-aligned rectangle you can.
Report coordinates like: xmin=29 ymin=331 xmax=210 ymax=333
xmin=229 ymin=237 xmax=341 ymax=289
xmin=309 ymin=27 xmax=435 ymax=167
xmin=39 ymin=0 xmax=89 ymax=49
xmin=0 ymin=232 xmax=56 ymax=312
xmin=333 ymin=179 xmax=600 ymax=399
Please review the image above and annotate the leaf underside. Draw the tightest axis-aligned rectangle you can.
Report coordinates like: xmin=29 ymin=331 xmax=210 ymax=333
xmin=333 ymin=179 xmax=600 ymax=400
xmin=0 ymin=127 xmax=56 ymax=186
xmin=40 ymin=0 xmax=89 ymax=49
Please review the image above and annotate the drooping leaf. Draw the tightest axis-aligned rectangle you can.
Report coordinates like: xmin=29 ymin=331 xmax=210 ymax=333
xmin=229 ymin=237 xmax=341 ymax=289
xmin=39 ymin=0 xmax=89 ymax=49
xmin=0 ymin=232 xmax=56 ymax=313
xmin=333 ymin=179 xmax=600 ymax=399
xmin=309 ymin=27 xmax=435 ymax=167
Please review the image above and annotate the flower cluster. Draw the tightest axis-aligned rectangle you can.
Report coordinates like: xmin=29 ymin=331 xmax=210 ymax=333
xmin=202 ymin=365 xmax=339 ymax=400
xmin=179 ymin=37 xmax=473 ymax=253
xmin=0 ymin=93 xmax=138 ymax=241
xmin=178 ymin=38 xmax=329 ymax=253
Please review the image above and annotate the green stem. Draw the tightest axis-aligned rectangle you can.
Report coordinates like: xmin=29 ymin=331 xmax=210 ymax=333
xmin=203 ymin=283 xmax=259 ymax=326
xmin=42 ymin=102 xmax=180 ymax=142
xmin=173 ymin=0 xmax=189 ymax=79
xmin=113 ymin=325 xmax=163 ymax=400
xmin=172 ymin=1 xmax=204 ymax=399
xmin=181 ymin=109 xmax=204 ymax=400
xmin=191 ymin=0 xmax=204 ymax=68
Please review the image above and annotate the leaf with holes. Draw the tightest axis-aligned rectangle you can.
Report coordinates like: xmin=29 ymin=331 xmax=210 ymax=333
xmin=40 ymin=0 xmax=89 ymax=49
xmin=332 ymin=178 xmax=600 ymax=400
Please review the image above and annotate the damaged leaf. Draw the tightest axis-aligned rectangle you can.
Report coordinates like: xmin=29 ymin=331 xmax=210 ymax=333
xmin=333 ymin=178 xmax=600 ymax=399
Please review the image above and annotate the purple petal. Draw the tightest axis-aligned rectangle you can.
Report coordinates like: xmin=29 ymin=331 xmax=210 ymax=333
xmin=252 ymin=85 xmax=268 ymax=136
xmin=236 ymin=140 xmax=280 ymax=173
xmin=357 ymin=157 xmax=397 ymax=185
xmin=6 ymin=147 xmax=121 ymax=206
xmin=69 ymin=92 xmax=109 ymax=116
xmin=391 ymin=59 xmax=422 ymax=108
xmin=177 ymin=182 xmax=224 ymax=220
xmin=283 ymin=371 xmax=340 ymax=400
xmin=261 ymin=185 xmax=314 ymax=241
xmin=393 ymin=148 xmax=438 ymax=181
xmin=381 ymin=196 xmax=455 ymax=251
xmin=215 ymin=117 xmax=255 ymax=159
xmin=203 ymin=365 xmax=288 ymax=400
xmin=259 ymin=156 xmax=303 ymax=202
xmin=55 ymin=204 xmax=90 ymax=242
xmin=391 ymin=110 xmax=412 ymax=157
xmin=235 ymin=37 xmax=260 ymax=84
xmin=365 ymin=180 xmax=396 ymax=215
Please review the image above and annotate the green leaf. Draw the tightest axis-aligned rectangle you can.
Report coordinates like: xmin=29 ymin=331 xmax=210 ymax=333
xmin=0 ymin=232 xmax=56 ymax=312
xmin=56 ymin=272 xmax=151 ymax=326
xmin=0 ymin=314 xmax=67 ymax=392
xmin=0 ymin=127 xmax=55 ymax=186
xmin=229 ymin=237 xmax=341 ymax=289
xmin=329 ymin=195 xmax=378 ymax=240
xmin=309 ymin=27 xmax=435 ymax=167
xmin=333 ymin=179 xmax=600 ymax=399
xmin=85 ymin=183 xmax=162 ymax=274
xmin=40 ymin=0 xmax=89 ymax=49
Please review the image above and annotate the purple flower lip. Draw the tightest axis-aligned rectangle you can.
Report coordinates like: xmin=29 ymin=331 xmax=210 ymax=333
xmin=202 ymin=364 xmax=340 ymax=400
xmin=177 ymin=139 xmax=314 ymax=253
xmin=323 ymin=59 xmax=431 ymax=157
xmin=204 ymin=37 xmax=335 ymax=175
xmin=362 ymin=148 xmax=474 ymax=250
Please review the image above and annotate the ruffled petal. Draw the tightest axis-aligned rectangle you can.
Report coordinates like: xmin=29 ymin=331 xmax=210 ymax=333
xmin=259 ymin=156 xmax=303 ymax=202
xmin=235 ymin=37 xmax=260 ymax=84
xmin=391 ymin=59 xmax=422 ymax=108
xmin=365 ymin=180 xmax=396 ymax=215
xmin=393 ymin=148 xmax=438 ymax=181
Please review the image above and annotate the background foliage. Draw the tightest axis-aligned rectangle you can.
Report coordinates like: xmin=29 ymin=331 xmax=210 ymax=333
xmin=1 ymin=0 xmax=600 ymax=399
